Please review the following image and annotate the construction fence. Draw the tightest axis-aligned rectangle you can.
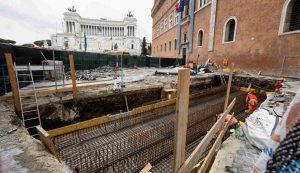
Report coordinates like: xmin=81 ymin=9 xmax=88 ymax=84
xmin=0 ymin=44 xmax=183 ymax=94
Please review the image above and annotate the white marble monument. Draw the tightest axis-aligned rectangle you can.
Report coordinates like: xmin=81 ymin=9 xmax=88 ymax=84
xmin=51 ymin=7 xmax=141 ymax=55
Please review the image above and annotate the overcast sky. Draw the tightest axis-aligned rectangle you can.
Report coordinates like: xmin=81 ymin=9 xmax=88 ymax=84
xmin=0 ymin=0 xmax=153 ymax=45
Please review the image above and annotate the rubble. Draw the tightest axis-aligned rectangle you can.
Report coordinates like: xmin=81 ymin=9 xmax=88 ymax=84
xmin=65 ymin=66 xmax=117 ymax=81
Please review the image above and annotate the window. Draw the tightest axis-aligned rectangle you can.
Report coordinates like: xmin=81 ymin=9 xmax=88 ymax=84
xmin=161 ymin=45 xmax=163 ymax=52
xmin=157 ymin=46 xmax=159 ymax=53
xmin=131 ymin=44 xmax=134 ymax=49
xmin=158 ymin=27 xmax=160 ymax=37
xmin=223 ymin=17 xmax=237 ymax=43
xmin=280 ymin=0 xmax=300 ymax=33
xmin=184 ymin=5 xmax=189 ymax=17
xmin=289 ymin=1 xmax=300 ymax=31
xmin=164 ymin=43 xmax=167 ymax=52
xmin=160 ymin=23 xmax=164 ymax=34
xmin=174 ymin=39 xmax=177 ymax=50
xmin=197 ymin=29 xmax=204 ymax=47
xmin=165 ymin=18 xmax=169 ymax=31
xmin=175 ymin=13 xmax=179 ymax=25
xmin=170 ymin=12 xmax=174 ymax=27
xmin=198 ymin=0 xmax=207 ymax=9
xmin=169 ymin=41 xmax=172 ymax=51
xmin=183 ymin=33 xmax=188 ymax=43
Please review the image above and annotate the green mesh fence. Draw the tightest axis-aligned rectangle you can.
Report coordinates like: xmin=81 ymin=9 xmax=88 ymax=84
xmin=0 ymin=44 xmax=183 ymax=71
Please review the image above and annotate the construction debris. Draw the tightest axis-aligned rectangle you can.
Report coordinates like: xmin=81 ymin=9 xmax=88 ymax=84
xmin=65 ymin=66 xmax=115 ymax=81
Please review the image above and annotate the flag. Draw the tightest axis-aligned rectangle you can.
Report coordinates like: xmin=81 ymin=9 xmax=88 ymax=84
xmin=175 ymin=0 xmax=180 ymax=11
xmin=177 ymin=0 xmax=189 ymax=12
xmin=84 ymin=32 xmax=87 ymax=52
xmin=178 ymin=0 xmax=185 ymax=12
xmin=184 ymin=0 xmax=190 ymax=5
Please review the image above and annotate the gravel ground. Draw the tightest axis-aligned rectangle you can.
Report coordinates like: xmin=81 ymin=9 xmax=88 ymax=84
xmin=0 ymin=101 xmax=70 ymax=173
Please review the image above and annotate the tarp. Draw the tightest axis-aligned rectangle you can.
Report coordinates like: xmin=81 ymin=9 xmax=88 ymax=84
xmin=252 ymin=87 xmax=300 ymax=173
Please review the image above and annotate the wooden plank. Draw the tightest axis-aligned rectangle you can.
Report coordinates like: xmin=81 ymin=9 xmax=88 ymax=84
xmin=15 ymin=65 xmax=54 ymax=71
xmin=177 ymin=98 xmax=236 ymax=173
xmin=232 ymin=86 xmax=274 ymax=95
xmin=4 ymin=53 xmax=21 ymax=112
xmin=0 ymin=82 xmax=107 ymax=100
xmin=224 ymin=64 xmax=234 ymax=111
xmin=132 ymin=98 xmax=176 ymax=114
xmin=174 ymin=69 xmax=190 ymax=172
xmin=36 ymin=125 xmax=61 ymax=161
xmin=198 ymin=113 xmax=235 ymax=173
xmin=139 ymin=163 xmax=152 ymax=173
xmin=23 ymin=82 xmax=107 ymax=97
xmin=69 ymin=54 xmax=78 ymax=100
xmin=48 ymin=116 xmax=109 ymax=137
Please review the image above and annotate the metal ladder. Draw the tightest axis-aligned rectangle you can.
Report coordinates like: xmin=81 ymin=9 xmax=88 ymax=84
xmin=14 ymin=63 xmax=41 ymax=137
xmin=218 ymin=65 xmax=227 ymax=85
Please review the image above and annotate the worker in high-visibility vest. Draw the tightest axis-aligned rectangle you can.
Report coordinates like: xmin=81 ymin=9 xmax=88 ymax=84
xmin=275 ymin=77 xmax=284 ymax=92
xmin=246 ymin=91 xmax=258 ymax=112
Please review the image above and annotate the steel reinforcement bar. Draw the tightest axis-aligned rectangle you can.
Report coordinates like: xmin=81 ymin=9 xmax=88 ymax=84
xmin=52 ymin=90 xmax=247 ymax=173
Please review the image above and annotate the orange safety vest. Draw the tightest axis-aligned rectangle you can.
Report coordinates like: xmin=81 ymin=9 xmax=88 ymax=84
xmin=223 ymin=58 xmax=229 ymax=67
xmin=275 ymin=80 xmax=283 ymax=92
xmin=246 ymin=93 xmax=258 ymax=105
xmin=246 ymin=93 xmax=258 ymax=112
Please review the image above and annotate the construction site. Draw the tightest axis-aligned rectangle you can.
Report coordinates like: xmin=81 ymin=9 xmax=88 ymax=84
xmin=1 ymin=0 xmax=300 ymax=172
xmin=0 ymin=42 xmax=299 ymax=173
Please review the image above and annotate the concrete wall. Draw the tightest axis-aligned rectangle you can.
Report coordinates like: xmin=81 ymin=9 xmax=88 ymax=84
xmin=152 ymin=0 xmax=300 ymax=77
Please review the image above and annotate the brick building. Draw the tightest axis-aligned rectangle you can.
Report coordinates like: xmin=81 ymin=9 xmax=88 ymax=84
xmin=151 ymin=0 xmax=300 ymax=77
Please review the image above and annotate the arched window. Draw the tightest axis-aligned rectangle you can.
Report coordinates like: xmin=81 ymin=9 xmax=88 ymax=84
xmin=164 ymin=43 xmax=167 ymax=52
xmin=223 ymin=17 xmax=237 ymax=43
xmin=280 ymin=0 xmax=300 ymax=33
xmin=197 ymin=29 xmax=204 ymax=47
xmin=174 ymin=39 xmax=177 ymax=50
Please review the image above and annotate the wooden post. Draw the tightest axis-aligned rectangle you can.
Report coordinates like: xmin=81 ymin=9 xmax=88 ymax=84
xmin=177 ymin=98 xmax=236 ymax=173
xmin=198 ymin=113 xmax=235 ymax=173
xmin=69 ymin=54 xmax=78 ymax=100
xmin=174 ymin=69 xmax=190 ymax=172
xmin=5 ymin=53 xmax=21 ymax=112
xmin=139 ymin=163 xmax=152 ymax=173
xmin=224 ymin=64 xmax=234 ymax=111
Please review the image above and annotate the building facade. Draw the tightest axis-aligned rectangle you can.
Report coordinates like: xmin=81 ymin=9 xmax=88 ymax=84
xmin=51 ymin=9 xmax=141 ymax=55
xmin=151 ymin=0 xmax=300 ymax=77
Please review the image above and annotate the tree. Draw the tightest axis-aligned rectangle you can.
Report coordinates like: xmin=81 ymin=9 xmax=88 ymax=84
xmin=141 ymin=37 xmax=147 ymax=56
xmin=34 ymin=40 xmax=44 ymax=46
xmin=33 ymin=40 xmax=51 ymax=47
xmin=0 ymin=38 xmax=16 ymax=44
xmin=148 ymin=43 xmax=152 ymax=55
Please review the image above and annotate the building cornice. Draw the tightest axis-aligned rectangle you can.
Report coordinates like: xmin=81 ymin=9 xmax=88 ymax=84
xmin=151 ymin=0 xmax=166 ymax=17
xmin=64 ymin=12 xmax=137 ymax=26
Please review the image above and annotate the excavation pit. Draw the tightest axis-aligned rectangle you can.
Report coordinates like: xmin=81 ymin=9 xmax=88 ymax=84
xmin=36 ymin=85 xmax=267 ymax=173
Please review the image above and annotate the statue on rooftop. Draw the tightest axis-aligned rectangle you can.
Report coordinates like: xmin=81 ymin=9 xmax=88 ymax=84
xmin=127 ymin=11 xmax=134 ymax=17
xmin=68 ymin=6 xmax=77 ymax=12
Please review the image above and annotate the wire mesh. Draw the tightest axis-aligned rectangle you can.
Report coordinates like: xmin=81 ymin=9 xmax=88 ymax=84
xmin=53 ymin=90 xmax=247 ymax=173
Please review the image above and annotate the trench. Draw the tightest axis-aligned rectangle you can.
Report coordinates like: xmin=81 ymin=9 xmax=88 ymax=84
xmin=52 ymin=87 xmax=254 ymax=173
xmin=18 ymin=74 xmax=271 ymax=172
xmin=22 ymin=75 xmax=223 ymax=134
